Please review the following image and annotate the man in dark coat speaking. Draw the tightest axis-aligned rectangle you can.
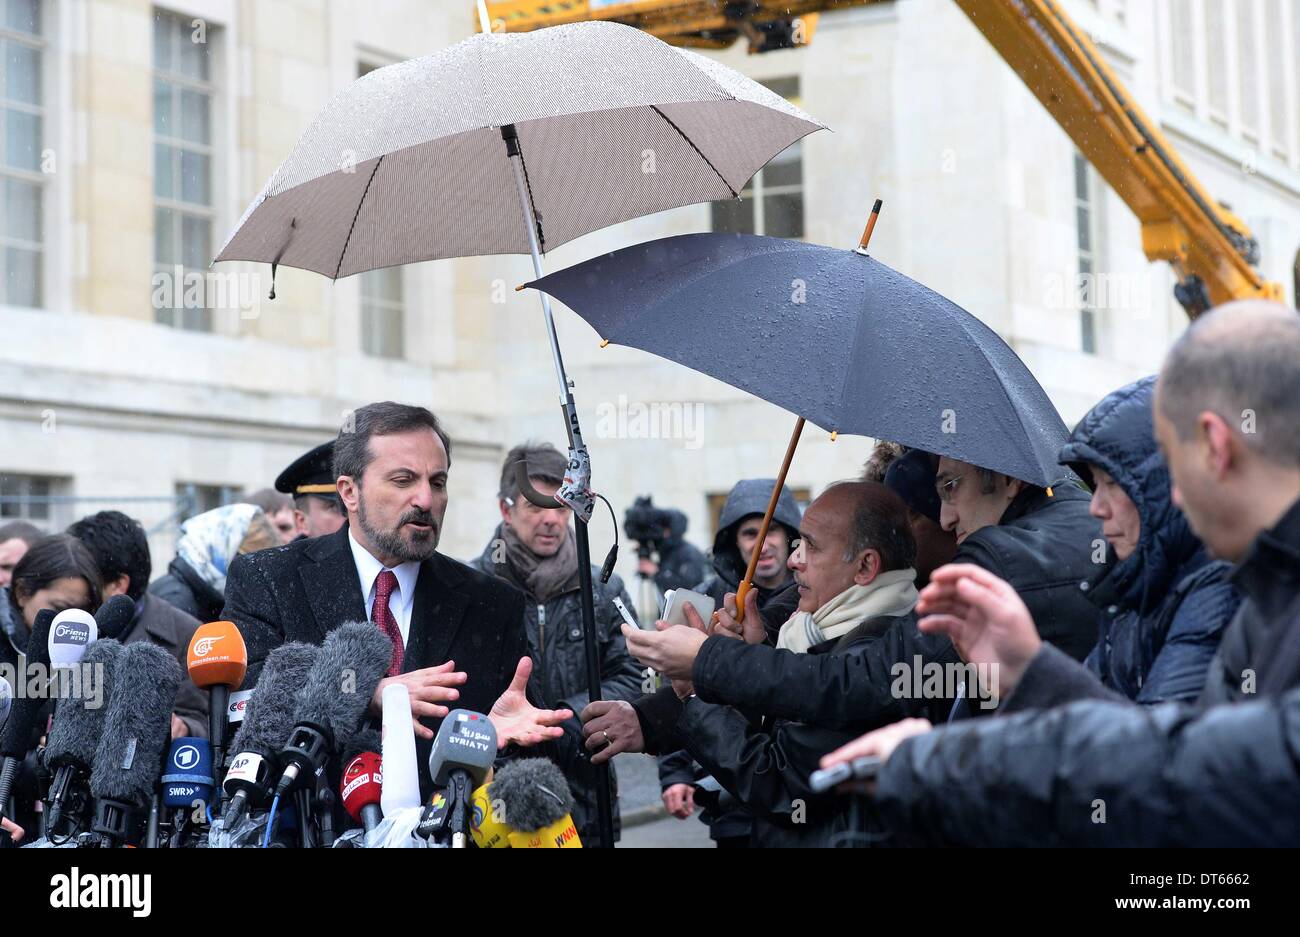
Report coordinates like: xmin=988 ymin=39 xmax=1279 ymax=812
xmin=222 ymin=401 xmax=571 ymax=796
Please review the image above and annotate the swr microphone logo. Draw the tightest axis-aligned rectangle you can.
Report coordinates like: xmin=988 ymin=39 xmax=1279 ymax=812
xmin=192 ymin=635 xmax=223 ymax=657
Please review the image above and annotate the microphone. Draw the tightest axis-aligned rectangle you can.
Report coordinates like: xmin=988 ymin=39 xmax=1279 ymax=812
xmin=489 ymin=758 xmax=581 ymax=848
xmin=273 ymin=623 xmax=392 ymax=798
xmin=427 ymin=709 xmax=497 ymax=848
xmin=186 ymin=621 xmax=248 ymax=786
xmin=340 ymin=751 xmax=383 ymax=834
xmin=0 ymin=608 xmax=56 ymax=822
xmin=42 ymin=638 xmax=125 ymax=836
xmin=469 ymin=782 xmax=511 ymax=848
xmin=221 ymin=642 xmax=319 ymax=828
xmin=42 ymin=609 xmax=97 ymax=762
xmin=87 ymin=641 xmax=182 ymax=847
xmin=161 ymin=737 xmax=214 ymax=844
xmin=94 ymin=594 xmax=137 ymax=641
xmin=47 ymin=609 xmax=97 ymax=671
xmin=379 ymin=682 xmax=420 ymax=815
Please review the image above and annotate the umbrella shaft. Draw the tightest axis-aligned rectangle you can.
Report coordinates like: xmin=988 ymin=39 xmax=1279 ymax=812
xmin=505 ymin=127 xmax=572 ymax=409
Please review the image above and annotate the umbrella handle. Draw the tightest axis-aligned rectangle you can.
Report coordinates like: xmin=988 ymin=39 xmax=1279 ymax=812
xmin=720 ymin=416 xmax=805 ymax=627
xmin=512 ymin=460 xmax=564 ymax=509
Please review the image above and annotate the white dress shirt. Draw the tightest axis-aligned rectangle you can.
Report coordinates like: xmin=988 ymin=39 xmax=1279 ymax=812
xmin=348 ymin=529 xmax=421 ymax=647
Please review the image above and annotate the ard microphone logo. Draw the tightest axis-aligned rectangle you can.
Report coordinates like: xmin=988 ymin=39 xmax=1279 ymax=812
xmin=173 ymin=744 xmax=201 ymax=770
xmin=192 ymin=635 xmax=223 ymax=657
xmin=49 ymin=868 xmax=152 ymax=918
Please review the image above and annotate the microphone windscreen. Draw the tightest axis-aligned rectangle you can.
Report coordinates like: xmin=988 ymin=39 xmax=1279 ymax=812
xmin=94 ymin=595 xmax=137 ymax=641
xmin=89 ymin=641 xmax=182 ymax=804
xmin=187 ymin=621 xmax=248 ymax=690
xmin=0 ymin=608 xmax=57 ymax=757
xmin=427 ymin=709 xmax=497 ymax=788
xmin=293 ymin=622 xmax=392 ymax=755
xmin=48 ymin=609 xmax=97 ymax=668
xmin=490 ymin=758 xmax=574 ymax=834
xmin=228 ymin=642 xmax=319 ymax=760
xmin=45 ymin=638 xmax=124 ymax=770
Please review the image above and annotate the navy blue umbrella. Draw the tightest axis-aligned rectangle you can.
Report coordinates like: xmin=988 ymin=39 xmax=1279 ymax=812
xmin=526 ymin=228 xmax=1069 ymax=488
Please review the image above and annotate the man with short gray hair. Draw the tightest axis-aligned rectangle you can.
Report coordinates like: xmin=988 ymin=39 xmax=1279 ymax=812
xmin=470 ymin=441 xmax=641 ymax=847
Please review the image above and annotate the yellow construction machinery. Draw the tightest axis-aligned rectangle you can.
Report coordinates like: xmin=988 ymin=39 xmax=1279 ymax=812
xmin=478 ymin=0 xmax=1284 ymax=317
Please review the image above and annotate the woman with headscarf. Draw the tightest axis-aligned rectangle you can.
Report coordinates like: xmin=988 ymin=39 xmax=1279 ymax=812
xmin=149 ymin=504 xmax=278 ymax=623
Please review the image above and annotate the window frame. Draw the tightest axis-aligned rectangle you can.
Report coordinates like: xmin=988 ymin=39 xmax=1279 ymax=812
xmin=0 ymin=0 xmax=46 ymax=309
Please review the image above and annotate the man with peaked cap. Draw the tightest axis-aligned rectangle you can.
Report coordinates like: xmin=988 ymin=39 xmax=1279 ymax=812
xmin=276 ymin=440 xmax=347 ymax=541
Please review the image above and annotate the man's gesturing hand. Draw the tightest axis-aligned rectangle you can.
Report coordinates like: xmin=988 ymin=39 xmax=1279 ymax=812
xmin=489 ymin=656 xmax=573 ymax=749
xmin=916 ymin=563 xmax=1041 ymax=697
xmin=622 ymin=617 xmax=707 ymax=680
xmin=819 ymin=718 xmax=932 ymax=794
xmin=580 ymin=700 xmax=645 ymax=765
xmin=371 ymin=659 xmax=468 ymax=740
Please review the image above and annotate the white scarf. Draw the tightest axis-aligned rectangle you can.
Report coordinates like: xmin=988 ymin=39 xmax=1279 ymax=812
xmin=777 ymin=569 xmax=918 ymax=654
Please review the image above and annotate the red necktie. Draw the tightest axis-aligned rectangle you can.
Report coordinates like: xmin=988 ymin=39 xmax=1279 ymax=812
xmin=372 ymin=569 xmax=404 ymax=677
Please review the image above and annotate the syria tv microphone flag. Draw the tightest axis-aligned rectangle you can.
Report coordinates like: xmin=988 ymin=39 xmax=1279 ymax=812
xmin=187 ymin=621 xmax=247 ymax=776
xmin=427 ymin=710 xmax=497 ymax=848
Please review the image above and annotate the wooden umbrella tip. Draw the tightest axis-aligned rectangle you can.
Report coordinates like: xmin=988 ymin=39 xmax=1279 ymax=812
xmin=514 ymin=283 xmax=526 ymax=291
xmin=599 ymin=339 xmax=609 ymax=348
xmin=830 ymin=430 xmax=838 ymax=441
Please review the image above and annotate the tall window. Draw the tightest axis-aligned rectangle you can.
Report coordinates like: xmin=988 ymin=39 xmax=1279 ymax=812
xmin=154 ymin=9 xmax=215 ymax=331
xmin=0 ymin=0 xmax=43 ymax=308
xmin=356 ymin=62 xmax=405 ymax=358
xmin=360 ymin=265 xmax=405 ymax=358
xmin=175 ymin=482 xmax=242 ymax=523
xmin=1074 ymin=153 xmax=1098 ymax=355
xmin=0 ymin=472 xmax=67 ymax=524
xmin=711 ymin=77 xmax=804 ymax=239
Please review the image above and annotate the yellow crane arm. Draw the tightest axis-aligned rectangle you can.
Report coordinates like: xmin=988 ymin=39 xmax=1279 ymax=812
xmin=955 ymin=0 xmax=1281 ymax=315
xmin=479 ymin=0 xmax=1284 ymax=316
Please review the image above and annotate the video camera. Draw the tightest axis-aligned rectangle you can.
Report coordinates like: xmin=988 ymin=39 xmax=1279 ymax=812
xmin=622 ymin=496 xmax=673 ymax=559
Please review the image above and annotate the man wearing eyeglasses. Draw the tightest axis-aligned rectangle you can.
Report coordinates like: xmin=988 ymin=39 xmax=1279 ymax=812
xmin=934 ymin=457 xmax=1099 ymax=662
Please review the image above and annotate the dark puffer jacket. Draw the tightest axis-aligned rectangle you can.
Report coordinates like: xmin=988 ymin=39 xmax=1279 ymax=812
xmin=1059 ymin=376 xmax=1239 ymax=703
xmin=470 ymin=528 xmax=642 ymax=846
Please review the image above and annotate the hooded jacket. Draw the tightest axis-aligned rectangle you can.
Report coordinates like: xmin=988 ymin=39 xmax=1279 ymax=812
xmin=1058 ymin=376 xmax=1239 ymax=703
xmin=694 ymin=479 xmax=801 ymax=618
xmin=660 ymin=480 xmax=801 ymax=842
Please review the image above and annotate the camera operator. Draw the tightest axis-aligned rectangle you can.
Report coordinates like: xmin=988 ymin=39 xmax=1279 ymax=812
xmin=625 ymin=498 xmax=707 ymax=596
